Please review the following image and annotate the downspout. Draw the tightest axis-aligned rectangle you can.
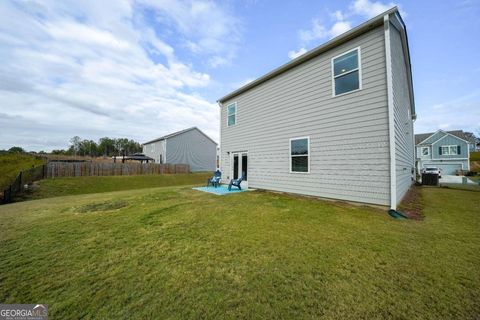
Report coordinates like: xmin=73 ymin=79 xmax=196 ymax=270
xmin=164 ymin=139 xmax=167 ymax=163
xmin=218 ymin=101 xmax=223 ymax=177
xmin=384 ymin=14 xmax=397 ymax=210
xmin=467 ymin=142 xmax=471 ymax=171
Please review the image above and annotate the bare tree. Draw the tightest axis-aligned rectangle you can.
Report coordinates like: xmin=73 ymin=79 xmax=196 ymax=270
xmin=70 ymin=136 xmax=81 ymax=158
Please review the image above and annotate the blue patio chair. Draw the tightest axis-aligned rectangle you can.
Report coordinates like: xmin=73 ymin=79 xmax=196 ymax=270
xmin=207 ymin=170 xmax=222 ymax=188
xmin=228 ymin=174 xmax=245 ymax=191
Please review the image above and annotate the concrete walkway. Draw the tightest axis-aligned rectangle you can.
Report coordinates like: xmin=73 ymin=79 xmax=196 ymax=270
xmin=440 ymin=175 xmax=476 ymax=185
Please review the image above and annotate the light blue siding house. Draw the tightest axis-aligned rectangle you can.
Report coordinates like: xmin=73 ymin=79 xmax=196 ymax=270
xmin=142 ymin=127 xmax=217 ymax=172
xmin=415 ymin=130 xmax=471 ymax=175
xmin=218 ymin=7 xmax=415 ymax=210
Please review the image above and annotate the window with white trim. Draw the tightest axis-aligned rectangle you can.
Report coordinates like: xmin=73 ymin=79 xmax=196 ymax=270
xmin=440 ymin=145 xmax=459 ymax=155
xmin=332 ymin=48 xmax=361 ymax=96
xmin=227 ymin=103 xmax=236 ymax=126
xmin=421 ymin=147 xmax=429 ymax=157
xmin=290 ymin=137 xmax=309 ymax=173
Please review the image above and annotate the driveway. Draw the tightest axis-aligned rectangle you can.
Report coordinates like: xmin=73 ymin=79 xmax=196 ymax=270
xmin=440 ymin=175 xmax=476 ymax=184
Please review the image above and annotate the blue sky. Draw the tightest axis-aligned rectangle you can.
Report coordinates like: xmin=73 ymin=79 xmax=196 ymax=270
xmin=0 ymin=0 xmax=479 ymax=151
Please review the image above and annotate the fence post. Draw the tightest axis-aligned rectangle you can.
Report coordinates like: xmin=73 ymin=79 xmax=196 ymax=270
xmin=18 ymin=172 xmax=23 ymax=191
xmin=8 ymin=185 xmax=12 ymax=203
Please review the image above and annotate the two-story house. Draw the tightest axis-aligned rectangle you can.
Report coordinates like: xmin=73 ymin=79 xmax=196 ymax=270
xmin=142 ymin=127 xmax=217 ymax=172
xmin=218 ymin=7 xmax=415 ymax=210
xmin=415 ymin=130 xmax=471 ymax=175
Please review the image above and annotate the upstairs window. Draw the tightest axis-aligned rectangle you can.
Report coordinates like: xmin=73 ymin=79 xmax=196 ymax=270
xmin=227 ymin=103 xmax=236 ymax=126
xmin=332 ymin=48 xmax=361 ymax=96
xmin=421 ymin=147 xmax=429 ymax=156
xmin=440 ymin=145 xmax=460 ymax=155
xmin=290 ymin=137 xmax=310 ymax=173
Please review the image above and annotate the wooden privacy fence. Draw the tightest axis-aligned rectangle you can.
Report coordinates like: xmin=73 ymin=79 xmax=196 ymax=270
xmin=46 ymin=162 xmax=190 ymax=178
xmin=1 ymin=162 xmax=189 ymax=204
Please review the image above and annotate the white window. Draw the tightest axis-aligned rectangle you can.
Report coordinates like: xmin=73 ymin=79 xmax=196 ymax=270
xmin=440 ymin=145 xmax=459 ymax=155
xmin=227 ymin=103 xmax=236 ymax=126
xmin=421 ymin=147 xmax=429 ymax=156
xmin=290 ymin=137 xmax=310 ymax=173
xmin=332 ymin=47 xmax=362 ymax=96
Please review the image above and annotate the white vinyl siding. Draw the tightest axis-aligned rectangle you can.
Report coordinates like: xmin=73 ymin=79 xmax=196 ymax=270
xmin=390 ymin=19 xmax=414 ymax=205
xmin=143 ymin=140 xmax=165 ymax=164
xmin=220 ymin=26 xmax=391 ymax=206
xmin=143 ymin=129 xmax=217 ymax=170
xmin=166 ymin=129 xmax=217 ymax=172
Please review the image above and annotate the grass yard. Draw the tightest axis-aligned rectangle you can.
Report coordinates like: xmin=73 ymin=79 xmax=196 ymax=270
xmin=1 ymin=185 xmax=479 ymax=319
xmin=19 ymin=173 xmax=210 ymax=200
xmin=0 ymin=153 xmax=45 ymax=190
xmin=470 ymin=151 xmax=480 ymax=161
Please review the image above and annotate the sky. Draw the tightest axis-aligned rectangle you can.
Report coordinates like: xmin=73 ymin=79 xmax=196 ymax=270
xmin=0 ymin=0 xmax=479 ymax=151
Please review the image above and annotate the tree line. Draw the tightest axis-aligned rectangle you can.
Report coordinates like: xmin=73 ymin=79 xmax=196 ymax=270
xmin=53 ymin=136 xmax=143 ymax=157
xmin=2 ymin=136 xmax=143 ymax=157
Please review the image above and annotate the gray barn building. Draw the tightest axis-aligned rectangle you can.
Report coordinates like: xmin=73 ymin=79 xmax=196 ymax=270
xmin=142 ymin=127 xmax=217 ymax=172
xmin=218 ymin=7 xmax=415 ymax=209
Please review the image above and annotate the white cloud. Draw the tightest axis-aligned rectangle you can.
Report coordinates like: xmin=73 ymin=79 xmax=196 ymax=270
xmin=288 ymin=48 xmax=307 ymax=59
xmin=299 ymin=19 xmax=327 ymax=43
xmin=331 ymin=10 xmax=345 ymax=21
xmin=139 ymin=0 xmax=242 ymax=67
xmin=329 ymin=21 xmax=353 ymax=38
xmin=415 ymin=91 xmax=480 ymax=134
xmin=350 ymin=0 xmax=397 ymax=19
xmin=208 ymin=56 xmax=230 ymax=68
xmin=46 ymin=21 xmax=131 ymax=49
xmin=289 ymin=0 xmax=400 ymax=63
xmin=237 ymin=78 xmax=255 ymax=88
xmin=297 ymin=14 xmax=353 ymax=44
xmin=0 ymin=0 xmax=222 ymax=151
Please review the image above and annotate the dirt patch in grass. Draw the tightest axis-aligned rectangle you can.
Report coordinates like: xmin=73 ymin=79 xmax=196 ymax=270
xmin=77 ymin=200 xmax=129 ymax=213
xmin=398 ymin=186 xmax=424 ymax=220
xmin=440 ymin=184 xmax=480 ymax=192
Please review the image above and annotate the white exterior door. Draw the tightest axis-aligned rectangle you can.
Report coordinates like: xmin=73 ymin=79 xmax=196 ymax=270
xmin=231 ymin=152 xmax=248 ymax=188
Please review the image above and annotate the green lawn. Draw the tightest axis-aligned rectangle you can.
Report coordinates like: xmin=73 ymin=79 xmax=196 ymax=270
xmin=0 ymin=153 xmax=45 ymax=190
xmin=20 ymin=173 xmax=210 ymax=200
xmin=470 ymin=151 xmax=480 ymax=161
xmin=1 ymin=185 xmax=479 ymax=319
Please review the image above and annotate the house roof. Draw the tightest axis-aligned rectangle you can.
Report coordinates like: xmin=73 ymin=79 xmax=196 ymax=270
xmin=415 ymin=130 xmax=470 ymax=145
xmin=127 ymin=153 xmax=154 ymax=161
xmin=143 ymin=127 xmax=218 ymax=145
xmin=464 ymin=132 xmax=477 ymax=144
xmin=110 ymin=153 xmax=154 ymax=161
xmin=217 ymin=7 xmax=415 ymax=118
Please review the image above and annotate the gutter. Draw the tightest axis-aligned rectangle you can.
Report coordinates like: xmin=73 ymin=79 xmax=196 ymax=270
xmin=217 ymin=7 xmax=399 ymax=104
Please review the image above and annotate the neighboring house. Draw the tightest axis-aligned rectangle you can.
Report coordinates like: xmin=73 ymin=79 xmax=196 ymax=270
xmin=464 ymin=132 xmax=477 ymax=152
xmin=142 ymin=127 xmax=217 ymax=172
xmin=218 ymin=7 xmax=415 ymax=210
xmin=415 ymin=130 xmax=471 ymax=175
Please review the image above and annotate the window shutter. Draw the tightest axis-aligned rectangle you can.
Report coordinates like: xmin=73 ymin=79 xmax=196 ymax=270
xmin=439 ymin=147 xmax=442 ymax=155
xmin=457 ymin=145 xmax=461 ymax=154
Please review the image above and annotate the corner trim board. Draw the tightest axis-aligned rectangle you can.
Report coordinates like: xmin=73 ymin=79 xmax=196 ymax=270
xmin=384 ymin=14 xmax=397 ymax=210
